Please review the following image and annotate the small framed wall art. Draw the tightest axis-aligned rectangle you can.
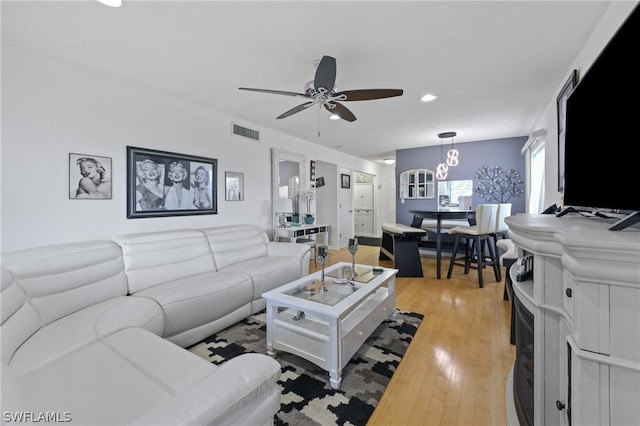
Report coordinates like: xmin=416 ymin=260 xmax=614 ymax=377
xmin=69 ymin=153 xmax=112 ymax=199
xmin=225 ymin=171 xmax=244 ymax=201
xmin=341 ymin=173 xmax=351 ymax=189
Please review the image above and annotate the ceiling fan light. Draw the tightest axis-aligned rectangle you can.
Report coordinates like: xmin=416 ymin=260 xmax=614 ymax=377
xmin=329 ymin=114 xmax=341 ymax=120
xmin=420 ymin=93 xmax=437 ymax=102
xmin=97 ymin=0 xmax=122 ymax=7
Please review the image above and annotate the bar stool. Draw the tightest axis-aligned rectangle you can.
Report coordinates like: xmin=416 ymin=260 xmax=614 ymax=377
xmin=446 ymin=204 xmax=501 ymax=288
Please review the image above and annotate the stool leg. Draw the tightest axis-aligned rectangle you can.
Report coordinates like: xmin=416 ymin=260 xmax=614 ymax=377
xmin=475 ymin=236 xmax=484 ymax=288
xmin=486 ymin=239 xmax=501 ymax=282
xmin=447 ymin=235 xmax=461 ymax=279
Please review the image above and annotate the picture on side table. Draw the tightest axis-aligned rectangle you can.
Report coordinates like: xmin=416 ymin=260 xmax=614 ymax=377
xmin=69 ymin=153 xmax=112 ymax=199
xmin=225 ymin=171 xmax=244 ymax=201
xmin=126 ymin=146 xmax=217 ymax=218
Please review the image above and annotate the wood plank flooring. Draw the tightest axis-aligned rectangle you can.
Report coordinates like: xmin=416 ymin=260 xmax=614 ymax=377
xmin=309 ymin=245 xmax=515 ymax=426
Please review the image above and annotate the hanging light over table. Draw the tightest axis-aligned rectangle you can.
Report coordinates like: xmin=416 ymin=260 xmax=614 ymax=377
xmin=439 ymin=131 xmax=459 ymax=167
xmin=436 ymin=133 xmax=449 ymax=180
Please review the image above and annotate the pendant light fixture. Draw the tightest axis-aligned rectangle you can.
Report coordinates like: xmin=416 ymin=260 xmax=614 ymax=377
xmin=439 ymin=131 xmax=459 ymax=167
xmin=436 ymin=134 xmax=449 ymax=180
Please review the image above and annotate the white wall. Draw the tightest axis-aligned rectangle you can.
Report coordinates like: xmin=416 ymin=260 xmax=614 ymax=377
xmin=535 ymin=1 xmax=638 ymax=209
xmin=1 ymin=47 xmax=383 ymax=252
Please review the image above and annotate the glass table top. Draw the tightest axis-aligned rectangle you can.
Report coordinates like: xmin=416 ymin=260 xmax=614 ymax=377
xmin=284 ymin=278 xmax=361 ymax=306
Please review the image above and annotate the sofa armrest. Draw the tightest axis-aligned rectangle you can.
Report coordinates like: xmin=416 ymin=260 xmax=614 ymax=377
xmin=266 ymin=241 xmax=310 ymax=260
xmin=129 ymin=353 xmax=281 ymax=426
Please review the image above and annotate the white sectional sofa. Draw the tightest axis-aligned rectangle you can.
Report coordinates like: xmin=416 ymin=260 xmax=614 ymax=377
xmin=1 ymin=225 xmax=311 ymax=426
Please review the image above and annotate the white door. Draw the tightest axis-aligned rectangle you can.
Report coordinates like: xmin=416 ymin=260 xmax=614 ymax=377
xmin=339 ymin=169 xmax=354 ymax=249
xmin=354 ymin=182 xmax=374 ymax=209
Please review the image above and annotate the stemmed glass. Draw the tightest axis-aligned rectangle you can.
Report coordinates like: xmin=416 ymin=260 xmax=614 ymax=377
xmin=317 ymin=245 xmax=329 ymax=292
xmin=348 ymin=238 xmax=358 ymax=277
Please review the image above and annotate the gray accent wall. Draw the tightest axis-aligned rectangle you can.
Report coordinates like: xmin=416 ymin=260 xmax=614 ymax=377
xmin=395 ymin=137 xmax=527 ymax=226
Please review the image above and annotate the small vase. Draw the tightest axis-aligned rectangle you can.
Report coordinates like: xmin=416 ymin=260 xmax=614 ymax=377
xmin=304 ymin=215 xmax=314 ymax=224
xmin=291 ymin=214 xmax=300 ymax=224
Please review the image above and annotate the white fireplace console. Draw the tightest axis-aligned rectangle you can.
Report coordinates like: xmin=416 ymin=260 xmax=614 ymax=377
xmin=504 ymin=214 xmax=639 ymax=426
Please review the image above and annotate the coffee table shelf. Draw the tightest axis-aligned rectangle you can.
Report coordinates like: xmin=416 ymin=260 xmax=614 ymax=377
xmin=262 ymin=262 xmax=398 ymax=389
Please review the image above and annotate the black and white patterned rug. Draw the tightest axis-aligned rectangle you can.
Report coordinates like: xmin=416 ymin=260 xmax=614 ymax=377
xmin=188 ymin=309 xmax=423 ymax=426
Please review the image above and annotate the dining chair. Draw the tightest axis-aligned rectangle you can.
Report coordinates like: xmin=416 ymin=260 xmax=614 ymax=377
xmin=489 ymin=203 xmax=512 ymax=282
xmin=446 ymin=203 xmax=501 ymax=288
xmin=494 ymin=203 xmax=512 ymax=241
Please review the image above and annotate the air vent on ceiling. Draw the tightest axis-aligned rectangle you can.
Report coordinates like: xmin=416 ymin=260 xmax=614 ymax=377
xmin=232 ymin=123 xmax=260 ymax=141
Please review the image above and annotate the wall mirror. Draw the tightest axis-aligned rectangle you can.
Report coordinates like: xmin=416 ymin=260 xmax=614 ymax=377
xmin=437 ymin=180 xmax=473 ymax=208
xmin=271 ymin=149 xmax=304 ymax=226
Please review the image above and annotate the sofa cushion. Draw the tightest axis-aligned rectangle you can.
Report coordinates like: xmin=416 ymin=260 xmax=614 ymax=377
xmin=134 ymin=270 xmax=253 ymax=347
xmin=221 ymin=256 xmax=305 ymax=312
xmin=1 ymin=240 xmax=128 ymax=366
xmin=201 ymin=225 xmax=269 ymax=270
xmin=1 ymin=240 xmax=127 ymax=324
xmin=14 ymin=327 xmax=281 ymax=426
xmin=113 ymin=229 xmax=217 ymax=294
xmin=8 ymin=295 xmax=164 ymax=376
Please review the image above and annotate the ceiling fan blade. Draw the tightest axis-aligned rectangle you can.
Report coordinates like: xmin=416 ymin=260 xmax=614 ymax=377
xmin=335 ymin=89 xmax=404 ymax=101
xmin=276 ymin=101 xmax=316 ymax=119
xmin=324 ymin=102 xmax=357 ymax=122
xmin=314 ymin=56 xmax=337 ymax=92
xmin=239 ymin=87 xmax=309 ymax=98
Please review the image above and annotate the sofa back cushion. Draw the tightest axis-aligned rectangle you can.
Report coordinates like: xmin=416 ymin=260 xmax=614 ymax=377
xmin=113 ymin=229 xmax=217 ymax=294
xmin=201 ymin=225 xmax=269 ymax=270
xmin=1 ymin=240 xmax=126 ymax=364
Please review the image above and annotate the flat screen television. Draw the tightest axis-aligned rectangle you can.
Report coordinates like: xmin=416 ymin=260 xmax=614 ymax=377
xmin=563 ymin=4 xmax=640 ymax=230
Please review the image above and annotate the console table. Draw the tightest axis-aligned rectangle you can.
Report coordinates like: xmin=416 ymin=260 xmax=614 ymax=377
xmin=504 ymin=214 xmax=639 ymax=426
xmin=273 ymin=224 xmax=329 ymax=245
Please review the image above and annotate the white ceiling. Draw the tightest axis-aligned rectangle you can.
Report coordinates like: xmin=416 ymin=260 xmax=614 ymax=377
xmin=2 ymin=0 xmax=614 ymax=162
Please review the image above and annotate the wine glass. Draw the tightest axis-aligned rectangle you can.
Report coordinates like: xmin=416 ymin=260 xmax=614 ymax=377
xmin=348 ymin=238 xmax=358 ymax=277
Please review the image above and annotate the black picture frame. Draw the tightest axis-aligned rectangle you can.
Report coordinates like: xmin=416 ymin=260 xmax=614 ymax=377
xmin=341 ymin=173 xmax=351 ymax=189
xmin=126 ymin=146 xmax=217 ymax=218
xmin=69 ymin=153 xmax=112 ymax=199
xmin=557 ymin=69 xmax=577 ymax=192
xmin=316 ymin=177 xmax=325 ymax=188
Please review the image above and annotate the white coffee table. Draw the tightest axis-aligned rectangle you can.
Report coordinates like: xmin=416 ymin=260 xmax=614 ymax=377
xmin=262 ymin=262 xmax=398 ymax=389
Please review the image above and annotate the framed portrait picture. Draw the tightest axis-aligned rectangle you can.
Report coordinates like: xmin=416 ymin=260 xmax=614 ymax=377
xmin=316 ymin=177 xmax=325 ymax=188
xmin=341 ymin=173 xmax=351 ymax=189
xmin=69 ymin=153 xmax=112 ymax=199
xmin=309 ymin=160 xmax=316 ymax=181
xmin=557 ymin=69 xmax=577 ymax=192
xmin=126 ymin=146 xmax=217 ymax=218
xmin=225 ymin=171 xmax=244 ymax=201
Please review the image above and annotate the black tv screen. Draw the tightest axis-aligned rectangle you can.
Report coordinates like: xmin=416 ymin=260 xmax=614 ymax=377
xmin=564 ymin=5 xmax=640 ymax=213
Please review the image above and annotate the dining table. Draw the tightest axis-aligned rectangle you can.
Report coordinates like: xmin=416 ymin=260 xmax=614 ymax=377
xmin=409 ymin=209 xmax=476 ymax=279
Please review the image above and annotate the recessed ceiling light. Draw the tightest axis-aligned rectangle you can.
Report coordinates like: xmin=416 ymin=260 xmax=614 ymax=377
xmin=97 ymin=0 xmax=122 ymax=7
xmin=420 ymin=93 xmax=437 ymax=102
xmin=329 ymin=114 xmax=341 ymax=120
xmin=382 ymin=158 xmax=396 ymax=165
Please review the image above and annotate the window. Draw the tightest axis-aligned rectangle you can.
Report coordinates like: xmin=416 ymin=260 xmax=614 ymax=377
xmin=528 ymin=141 xmax=545 ymax=214
xmin=399 ymin=169 xmax=434 ymax=199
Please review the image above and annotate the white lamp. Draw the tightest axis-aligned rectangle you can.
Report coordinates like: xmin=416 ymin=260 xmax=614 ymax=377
xmin=439 ymin=131 xmax=459 ymax=167
xmin=436 ymin=134 xmax=449 ymax=180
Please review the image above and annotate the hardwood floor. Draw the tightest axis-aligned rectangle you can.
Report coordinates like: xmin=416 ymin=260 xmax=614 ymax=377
xmin=309 ymin=245 xmax=515 ymax=426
